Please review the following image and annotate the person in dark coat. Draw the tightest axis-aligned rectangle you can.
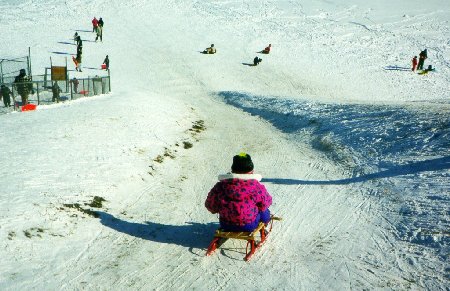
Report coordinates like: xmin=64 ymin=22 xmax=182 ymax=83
xmin=51 ymin=82 xmax=61 ymax=102
xmin=97 ymin=18 xmax=104 ymax=41
xmin=103 ymin=55 xmax=109 ymax=70
xmin=70 ymin=77 xmax=79 ymax=93
xmin=77 ymin=44 xmax=82 ymax=56
xmin=418 ymin=49 xmax=427 ymax=70
xmin=76 ymin=35 xmax=82 ymax=48
xmin=1 ymin=84 xmax=13 ymax=107
xmin=14 ymin=69 xmax=32 ymax=105
xmin=253 ymin=56 xmax=262 ymax=66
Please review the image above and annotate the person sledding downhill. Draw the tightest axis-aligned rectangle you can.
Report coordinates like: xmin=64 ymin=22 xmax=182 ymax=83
xmin=260 ymin=44 xmax=271 ymax=54
xmin=203 ymin=44 xmax=216 ymax=54
xmin=205 ymin=153 xmax=281 ymax=261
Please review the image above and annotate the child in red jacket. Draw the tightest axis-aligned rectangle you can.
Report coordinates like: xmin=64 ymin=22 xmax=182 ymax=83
xmin=412 ymin=56 xmax=418 ymax=71
xmin=205 ymin=153 xmax=272 ymax=232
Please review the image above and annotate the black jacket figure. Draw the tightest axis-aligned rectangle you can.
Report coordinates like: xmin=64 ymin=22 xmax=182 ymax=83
xmin=76 ymin=36 xmax=82 ymax=48
xmin=103 ymin=55 xmax=109 ymax=70
xmin=1 ymin=84 xmax=13 ymax=107
xmin=14 ymin=69 xmax=32 ymax=105
xmin=418 ymin=49 xmax=427 ymax=70
xmin=71 ymin=77 xmax=79 ymax=93
xmin=98 ymin=18 xmax=104 ymax=27
xmin=253 ymin=56 xmax=262 ymax=66
xmin=52 ymin=82 xmax=61 ymax=102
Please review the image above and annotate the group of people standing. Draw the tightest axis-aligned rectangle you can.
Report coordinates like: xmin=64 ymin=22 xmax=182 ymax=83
xmin=0 ymin=69 xmax=33 ymax=107
xmin=92 ymin=17 xmax=104 ymax=42
xmin=412 ymin=49 xmax=433 ymax=73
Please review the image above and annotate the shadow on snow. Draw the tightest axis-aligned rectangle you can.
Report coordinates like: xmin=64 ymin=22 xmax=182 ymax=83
xmin=97 ymin=211 xmax=219 ymax=251
xmin=263 ymin=156 xmax=450 ymax=185
xmin=383 ymin=65 xmax=411 ymax=71
xmin=57 ymin=41 xmax=76 ymax=46
xmin=51 ymin=51 xmax=74 ymax=55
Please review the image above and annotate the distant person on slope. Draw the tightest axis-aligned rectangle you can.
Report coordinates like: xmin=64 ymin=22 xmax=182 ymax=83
xmin=411 ymin=56 xmax=418 ymax=72
xmin=76 ymin=35 xmax=82 ymax=48
xmin=14 ymin=69 xmax=33 ymax=105
xmin=1 ymin=84 xmax=13 ymax=107
xmin=205 ymin=153 xmax=272 ymax=232
xmin=51 ymin=82 xmax=61 ymax=103
xmin=103 ymin=55 xmax=109 ymax=70
xmin=75 ymin=52 xmax=82 ymax=72
xmin=203 ymin=44 xmax=216 ymax=54
xmin=253 ymin=56 xmax=262 ymax=66
xmin=98 ymin=17 xmax=104 ymax=28
xmin=70 ymin=77 xmax=79 ymax=93
xmin=417 ymin=49 xmax=427 ymax=70
xmin=95 ymin=25 xmax=102 ymax=42
xmin=92 ymin=17 xmax=99 ymax=33
xmin=260 ymin=44 xmax=271 ymax=54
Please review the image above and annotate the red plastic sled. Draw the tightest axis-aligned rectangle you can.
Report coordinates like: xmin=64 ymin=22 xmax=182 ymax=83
xmin=101 ymin=63 xmax=107 ymax=69
xmin=21 ymin=104 xmax=37 ymax=112
xmin=79 ymin=90 xmax=89 ymax=95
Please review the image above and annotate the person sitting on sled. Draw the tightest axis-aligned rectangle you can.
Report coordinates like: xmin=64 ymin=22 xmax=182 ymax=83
xmin=261 ymin=44 xmax=271 ymax=54
xmin=203 ymin=44 xmax=217 ymax=54
xmin=253 ymin=56 xmax=262 ymax=66
xmin=205 ymin=153 xmax=272 ymax=232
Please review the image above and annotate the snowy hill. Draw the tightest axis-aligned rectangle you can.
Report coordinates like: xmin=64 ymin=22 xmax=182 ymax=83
xmin=0 ymin=0 xmax=449 ymax=290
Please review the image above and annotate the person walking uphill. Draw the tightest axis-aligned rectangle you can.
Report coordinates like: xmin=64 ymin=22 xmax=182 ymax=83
xmin=205 ymin=153 xmax=272 ymax=232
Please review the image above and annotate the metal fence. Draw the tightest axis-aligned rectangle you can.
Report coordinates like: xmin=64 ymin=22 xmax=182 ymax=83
xmin=0 ymin=56 xmax=31 ymax=84
xmin=0 ymin=75 xmax=110 ymax=111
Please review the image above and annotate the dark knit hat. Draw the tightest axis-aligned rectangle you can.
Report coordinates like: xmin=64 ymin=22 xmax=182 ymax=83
xmin=231 ymin=153 xmax=254 ymax=173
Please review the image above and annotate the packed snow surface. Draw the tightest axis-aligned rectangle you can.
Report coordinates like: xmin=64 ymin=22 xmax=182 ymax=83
xmin=0 ymin=0 xmax=449 ymax=290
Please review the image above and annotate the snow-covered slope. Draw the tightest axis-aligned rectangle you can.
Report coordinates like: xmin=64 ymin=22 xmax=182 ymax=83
xmin=0 ymin=0 xmax=448 ymax=290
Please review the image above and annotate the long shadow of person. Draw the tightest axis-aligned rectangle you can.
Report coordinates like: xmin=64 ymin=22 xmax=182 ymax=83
xmin=51 ymin=51 xmax=72 ymax=55
xmin=262 ymin=156 xmax=450 ymax=185
xmin=97 ymin=211 xmax=219 ymax=251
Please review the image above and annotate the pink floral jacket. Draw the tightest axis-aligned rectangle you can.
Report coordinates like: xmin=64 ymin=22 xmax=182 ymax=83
xmin=205 ymin=173 xmax=272 ymax=226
